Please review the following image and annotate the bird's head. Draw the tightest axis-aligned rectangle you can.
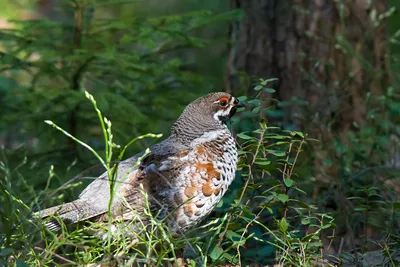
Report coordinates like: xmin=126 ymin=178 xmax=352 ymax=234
xmin=171 ymin=92 xmax=244 ymax=142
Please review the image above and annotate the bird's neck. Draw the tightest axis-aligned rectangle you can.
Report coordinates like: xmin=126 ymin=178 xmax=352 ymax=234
xmin=171 ymin=116 xmax=228 ymax=145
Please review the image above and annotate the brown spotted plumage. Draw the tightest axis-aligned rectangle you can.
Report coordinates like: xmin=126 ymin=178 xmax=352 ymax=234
xmin=35 ymin=92 xmax=243 ymax=235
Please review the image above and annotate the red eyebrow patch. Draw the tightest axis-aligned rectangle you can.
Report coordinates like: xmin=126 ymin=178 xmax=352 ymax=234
xmin=219 ymin=97 xmax=229 ymax=103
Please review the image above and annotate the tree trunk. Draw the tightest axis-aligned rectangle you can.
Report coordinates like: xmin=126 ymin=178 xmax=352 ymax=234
xmin=226 ymin=0 xmax=390 ymax=175
xmin=226 ymin=0 xmax=391 ymax=252
xmin=226 ymin=0 xmax=389 ymax=127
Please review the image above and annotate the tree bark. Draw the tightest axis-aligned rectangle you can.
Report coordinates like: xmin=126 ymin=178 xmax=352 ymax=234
xmin=227 ymin=0 xmax=389 ymax=118
xmin=226 ymin=0 xmax=391 ymax=252
xmin=226 ymin=0 xmax=390 ymax=169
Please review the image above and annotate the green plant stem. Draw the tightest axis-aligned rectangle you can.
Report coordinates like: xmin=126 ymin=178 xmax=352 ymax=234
xmin=44 ymin=120 xmax=107 ymax=170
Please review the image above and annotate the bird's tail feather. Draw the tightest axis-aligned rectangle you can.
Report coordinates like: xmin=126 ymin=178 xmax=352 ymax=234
xmin=35 ymin=200 xmax=105 ymax=231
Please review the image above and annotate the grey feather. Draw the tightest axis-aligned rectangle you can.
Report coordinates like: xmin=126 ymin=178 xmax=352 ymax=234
xmin=34 ymin=139 xmax=184 ymax=229
xmin=34 ymin=155 xmax=143 ymax=228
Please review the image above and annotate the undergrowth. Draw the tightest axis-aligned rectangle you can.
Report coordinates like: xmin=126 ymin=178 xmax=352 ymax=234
xmin=0 ymin=81 xmax=351 ymax=267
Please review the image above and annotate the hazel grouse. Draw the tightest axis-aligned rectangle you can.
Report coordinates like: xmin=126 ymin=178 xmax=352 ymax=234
xmin=36 ymin=92 xmax=243 ymax=235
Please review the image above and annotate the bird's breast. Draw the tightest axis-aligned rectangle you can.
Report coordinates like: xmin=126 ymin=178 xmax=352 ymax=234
xmin=156 ymin=130 xmax=238 ymax=232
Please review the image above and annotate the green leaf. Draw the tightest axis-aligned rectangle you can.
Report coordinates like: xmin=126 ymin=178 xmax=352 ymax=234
xmin=263 ymin=170 xmax=271 ymax=176
xmin=368 ymin=193 xmax=383 ymax=198
xmin=248 ymin=99 xmax=260 ymax=106
xmin=294 ymin=131 xmax=304 ymax=138
xmin=267 ymin=150 xmax=286 ymax=157
xmin=252 ymin=106 xmax=260 ymax=113
xmin=292 ymin=186 xmax=307 ymax=195
xmin=308 ymin=242 xmax=323 ymax=248
xmin=216 ymin=199 xmax=224 ymax=208
xmin=222 ymin=252 xmax=239 ymax=264
xmin=276 ymin=194 xmax=289 ymax=203
xmin=261 ymin=77 xmax=278 ymax=85
xmin=276 ymin=141 xmax=289 ymax=145
xmin=226 ymin=230 xmax=246 ymax=245
xmin=320 ymin=223 xmax=332 ymax=229
xmin=279 ymin=217 xmax=288 ymax=233
xmin=301 ymin=233 xmax=317 ymax=242
xmin=226 ymin=230 xmax=242 ymax=240
xmin=264 ymin=88 xmax=276 ymax=93
xmin=347 ymin=197 xmax=364 ymax=200
xmin=255 ymin=159 xmax=271 ymax=165
xmin=289 ymin=199 xmax=310 ymax=209
xmin=240 ymin=205 xmax=255 ymax=216
xmin=283 ymin=178 xmax=294 ymax=187
xmin=254 ymin=85 xmax=263 ymax=91
xmin=210 ymin=245 xmax=224 ymax=260
xmin=259 ymin=118 xmax=267 ymax=129
xmin=237 ymin=133 xmax=253 ymax=140
xmin=238 ymin=95 xmax=248 ymax=102
xmin=301 ymin=218 xmax=311 ymax=225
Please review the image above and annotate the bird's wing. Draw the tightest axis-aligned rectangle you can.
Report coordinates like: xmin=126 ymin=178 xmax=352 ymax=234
xmin=78 ymin=136 xmax=183 ymax=204
xmin=35 ymin=153 xmax=144 ymax=230
xmin=78 ymin=153 xmax=144 ymax=209
xmin=107 ymin=140 xmax=191 ymax=222
xmin=36 ymin=137 xmax=189 ymax=230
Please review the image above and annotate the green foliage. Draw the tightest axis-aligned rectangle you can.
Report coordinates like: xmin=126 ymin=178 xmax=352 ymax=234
xmin=257 ymin=2 xmax=400 ymax=264
xmin=0 ymin=80 xmax=318 ymax=266
xmin=0 ymin=0 xmax=240 ymax=179
xmin=0 ymin=0 xmax=240 ymax=219
xmin=1 ymin=0 xmax=400 ymax=266
xmin=209 ymin=82 xmax=336 ymax=266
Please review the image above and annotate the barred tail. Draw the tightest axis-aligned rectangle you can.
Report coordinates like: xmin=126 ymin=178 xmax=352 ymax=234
xmin=35 ymin=200 xmax=105 ymax=231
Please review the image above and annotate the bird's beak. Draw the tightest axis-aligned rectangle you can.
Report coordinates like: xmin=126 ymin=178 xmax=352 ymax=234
xmin=236 ymin=101 xmax=245 ymax=108
xmin=234 ymin=97 xmax=245 ymax=108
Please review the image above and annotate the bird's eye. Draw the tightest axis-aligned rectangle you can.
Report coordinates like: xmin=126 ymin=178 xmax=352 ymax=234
xmin=219 ymin=97 xmax=229 ymax=107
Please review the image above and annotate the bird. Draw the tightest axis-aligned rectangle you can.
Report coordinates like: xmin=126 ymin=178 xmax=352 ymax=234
xmin=35 ymin=92 xmax=243 ymax=236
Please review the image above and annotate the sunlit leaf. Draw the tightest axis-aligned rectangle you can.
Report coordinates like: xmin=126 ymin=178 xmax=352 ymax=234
xmin=283 ymin=178 xmax=294 ymax=187
xmin=255 ymin=159 xmax=271 ymax=165
xmin=276 ymin=194 xmax=289 ymax=203
xmin=210 ymin=245 xmax=224 ymax=260
xmin=279 ymin=217 xmax=288 ymax=233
